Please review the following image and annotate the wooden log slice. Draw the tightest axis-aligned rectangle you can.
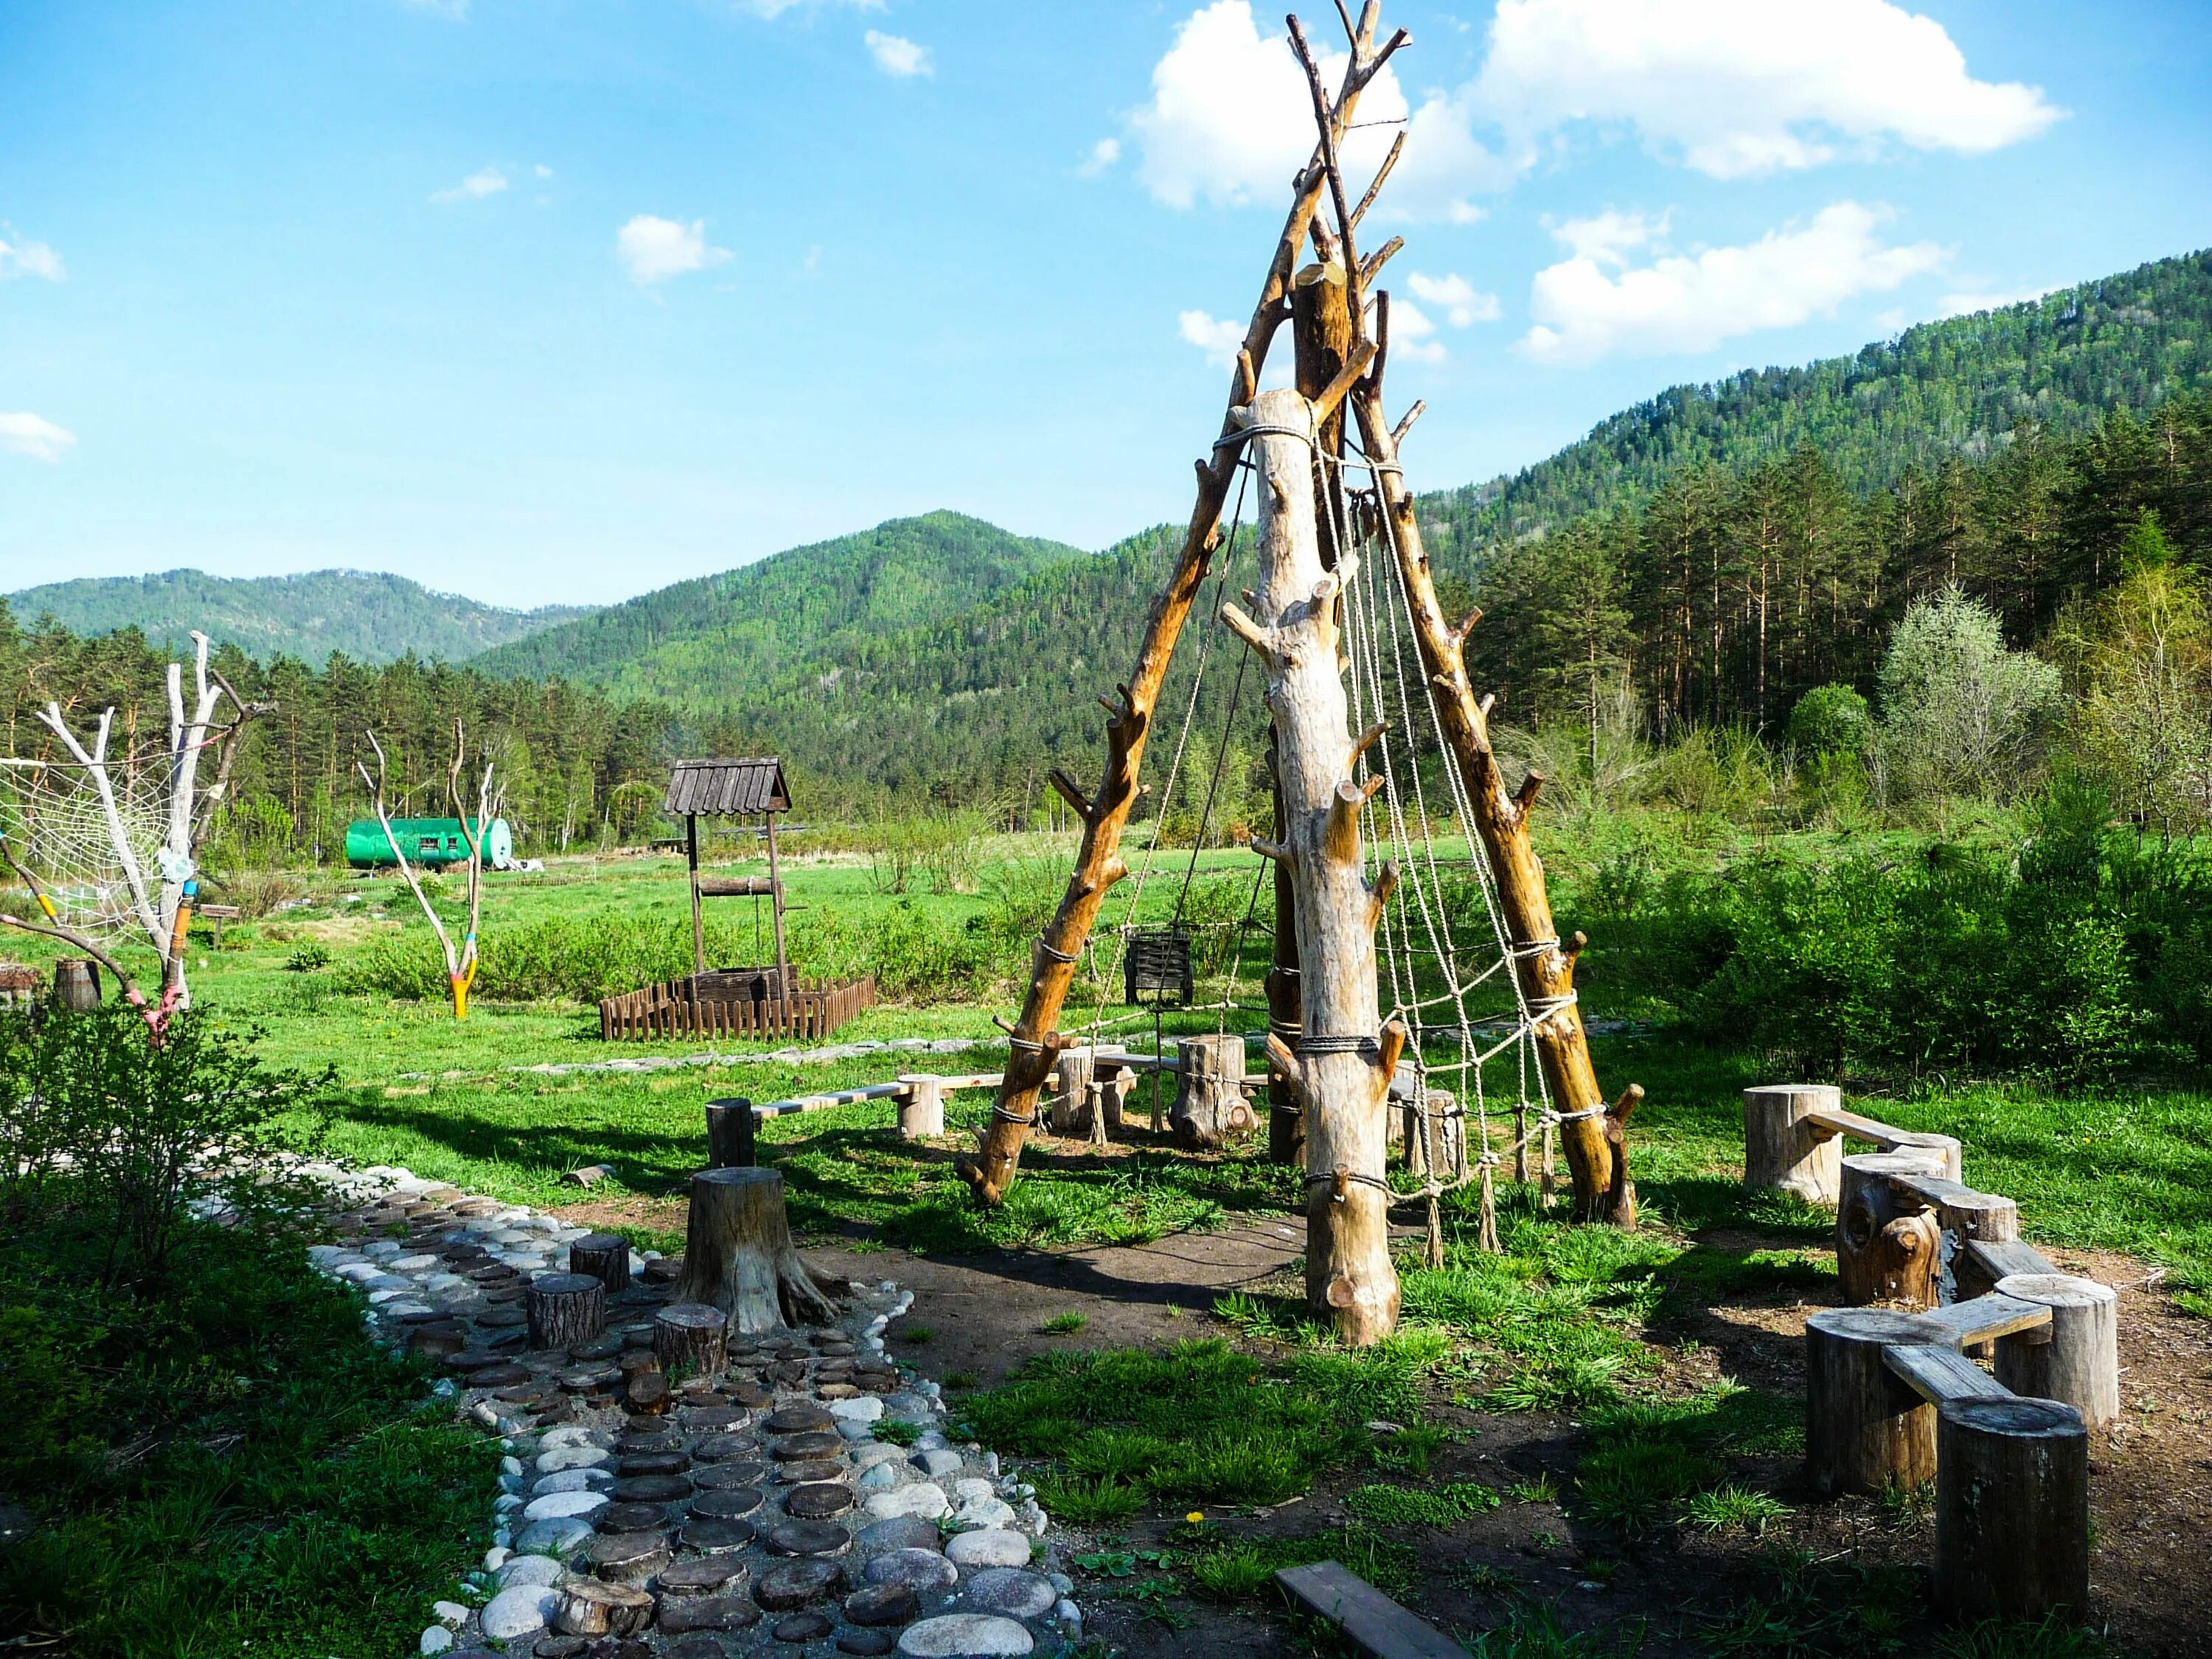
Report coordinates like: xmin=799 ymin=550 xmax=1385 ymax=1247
xmin=1173 ymin=1032 xmax=1256 ymax=1150
xmin=1934 ymin=1395 xmax=2090 ymax=1624
xmin=655 ymin=1301 xmax=729 ymax=1378
xmin=1837 ymin=1151 xmax=1947 ymax=1307
xmin=1742 ymin=1084 xmax=1844 ymax=1204
xmin=526 ymin=1273 xmax=608 ymax=1350
xmin=1994 ymin=1273 xmax=2121 ymax=1432
xmin=1047 ymin=1046 xmax=1099 ymax=1136
xmin=706 ymin=1098 xmax=757 ymax=1169
xmin=568 ymin=1233 xmax=632 ymax=1293
xmin=896 ymin=1076 xmax=945 ymax=1141
xmin=1806 ymin=1307 xmax=1945 ymax=1496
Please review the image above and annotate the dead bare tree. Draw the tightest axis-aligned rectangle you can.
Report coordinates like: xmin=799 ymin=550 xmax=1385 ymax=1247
xmin=358 ymin=721 xmax=501 ymax=1020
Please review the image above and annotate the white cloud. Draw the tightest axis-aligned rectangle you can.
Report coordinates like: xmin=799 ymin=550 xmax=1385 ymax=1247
xmin=616 ymin=215 xmax=732 ymax=285
xmin=1407 ymin=271 xmax=1500 ymax=327
xmin=1935 ymin=284 xmax=2059 ymax=319
xmin=1552 ymin=208 xmax=1666 ymax=266
xmin=0 ymin=229 xmax=63 ymax=282
xmin=1520 ymin=201 xmax=1944 ymax=366
xmin=535 ymin=164 xmax=555 ymax=179
xmin=431 ymin=166 xmax=509 ymax=204
xmin=1475 ymin=0 xmax=2063 ymax=179
xmin=1178 ymin=309 xmax=1245 ymax=368
xmin=1077 ymin=138 xmax=1121 ymax=178
xmin=863 ymin=30 xmax=931 ymax=77
xmin=1391 ymin=299 xmax=1448 ymax=364
xmin=740 ymin=0 xmax=882 ymax=17
xmin=0 ymin=412 xmax=74 ymax=462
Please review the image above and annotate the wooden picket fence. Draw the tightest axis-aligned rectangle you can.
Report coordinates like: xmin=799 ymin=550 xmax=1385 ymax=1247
xmin=597 ymin=975 xmax=875 ymax=1042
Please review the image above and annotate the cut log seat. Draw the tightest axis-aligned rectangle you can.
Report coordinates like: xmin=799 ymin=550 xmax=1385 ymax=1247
xmin=1883 ymin=1342 xmax=2012 ymax=1406
xmin=1915 ymin=1292 xmax=2052 ymax=1349
xmin=1803 ymin=1106 xmax=1963 ymax=1179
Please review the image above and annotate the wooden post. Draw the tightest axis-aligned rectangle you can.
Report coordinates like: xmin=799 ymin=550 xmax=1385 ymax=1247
xmin=1048 ymin=1046 xmax=1099 ymax=1136
xmin=1934 ymin=1396 xmax=2090 ymax=1624
xmin=1837 ymin=1150 xmax=1948 ymax=1307
xmin=1742 ymin=1085 xmax=1844 ymax=1203
xmin=764 ymin=810 xmax=790 ymax=1014
xmin=53 ymin=959 xmax=102 ymax=1012
xmin=568 ymin=1232 xmax=632 ymax=1294
xmin=1994 ymin=1273 xmax=2121 ymax=1431
xmin=897 ymin=1075 xmax=945 ymax=1141
xmin=671 ymin=1166 xmax=838 ymax=1334
xmin=526 ymin=1272 xmax=607 ymax=1350
xmin=1233 ymin=383 xmax=1402 ymax=1346
xmin=959 ymin=11 xmax=1408 ymax=1208
xmin=655 ymin=1302 xmax=729 ymax=1377
xmin=1265 ymin=739 xmax=1305 ymax=1168
xmin=1173 ymin=1033 xmax=1255 ymax=1150
xmin=686 ymin=813 xmax=705 ymax=982
xmin=1805 ymin=1308 xmax=1944 ymax=1495
xmin=706 ymin=1098 xmax=757 ymax=1169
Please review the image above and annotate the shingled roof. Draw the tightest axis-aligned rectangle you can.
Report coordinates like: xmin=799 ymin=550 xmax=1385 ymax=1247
xmin=664 ymin=757 xmax=791 ymax=817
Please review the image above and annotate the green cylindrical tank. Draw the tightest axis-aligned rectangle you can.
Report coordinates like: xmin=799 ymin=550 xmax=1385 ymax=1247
xmin=345 ymin=818 xmax=513 ymax=870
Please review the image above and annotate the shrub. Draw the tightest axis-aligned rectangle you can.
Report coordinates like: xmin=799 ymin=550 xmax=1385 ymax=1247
xmin=1784 ymin=684 xmax=1874 ymax=759
xmin=1877 ymin=587 xmax=2065 ymax=801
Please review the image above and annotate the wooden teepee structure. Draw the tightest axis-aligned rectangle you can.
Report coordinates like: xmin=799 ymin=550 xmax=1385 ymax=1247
xmin=957 ymin=2 xmax=1642 ymax=1343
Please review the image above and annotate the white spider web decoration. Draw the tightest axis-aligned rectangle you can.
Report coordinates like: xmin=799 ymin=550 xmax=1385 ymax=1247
xmin=1 ymin=755 xmax=170 ymax=942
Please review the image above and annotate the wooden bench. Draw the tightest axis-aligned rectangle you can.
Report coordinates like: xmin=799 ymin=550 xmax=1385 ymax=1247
xmin=1742 ymin=1084 xmax=1962 ymax=1205
xmin=1274 ymin=1561 xmax=1467 ymax=1659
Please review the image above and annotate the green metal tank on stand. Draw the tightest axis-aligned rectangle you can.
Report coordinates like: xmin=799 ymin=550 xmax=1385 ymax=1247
xmin=344 ymin=818 xmax=513 ymax=870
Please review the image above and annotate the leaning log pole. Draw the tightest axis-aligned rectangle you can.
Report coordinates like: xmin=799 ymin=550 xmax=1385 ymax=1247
xmin=961 ymin=6 xmax=1408 ymax=1207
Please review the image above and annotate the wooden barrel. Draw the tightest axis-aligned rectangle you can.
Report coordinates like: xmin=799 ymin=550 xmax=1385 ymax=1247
xmin=53 ymin=958 xmax=101 ymax=1012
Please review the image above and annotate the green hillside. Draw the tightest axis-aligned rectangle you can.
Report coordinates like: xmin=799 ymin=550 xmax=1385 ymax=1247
xmin=9 ymin=568 xmax=590 ymax=667
xmin=471 ymin=510 xmax=1087 ymax=701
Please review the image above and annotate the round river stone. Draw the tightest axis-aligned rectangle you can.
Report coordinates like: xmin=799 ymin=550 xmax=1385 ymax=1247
xmin=863 ymin=1549 xmax=956 ymax=1593
xmin=773 ymin=1611 xmax=835 ymax=1643
xmin=960 ymin=1568 xmax=1055 ymax=1620
xmin=842 ymin=1582 xmax=921 ymax=1627
xmin=855 ymin=1516 xmax=941 ymax=1555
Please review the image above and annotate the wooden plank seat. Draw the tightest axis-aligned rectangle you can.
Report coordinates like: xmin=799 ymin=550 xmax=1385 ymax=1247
xmin=1883 ymin=1342 xmax=2013 ymax=1406
xmin=1273 ymin=1561 xmax=1468 ymax=1659
xmin=1916 ymin=1291 xmax=2053 ymax=1349
xmin=1804 ymin=1106 xmax=1963 ymax=1179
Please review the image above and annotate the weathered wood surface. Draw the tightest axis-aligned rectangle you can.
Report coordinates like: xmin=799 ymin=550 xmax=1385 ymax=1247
xmin=705 ymin=1098 xmax=756 ymax=1169
xmin=1916 ymin=1292 xmax=2053 ymax=1349
xmin=1838 ymin=1150 xmax=1949 ymax=1307
xmin=1994 ymin=1273 xmax=2120 ymax=1430
xmin=568 ymin=1231 xmax=632 ymax=1294
xmin=1174 ymin=1032 xmax=1256 ymax=1149
xmin=671 ymin=1166 xmax=838 ymax=1335
xmin=598 ymin=975 xmax=875 ymax=1042
xmin=1803 ymin=1105 xmax=1963 ymax=1179
xmin=526 ymin=1272 xmax=607 ymax=1349
xmin=1882 ymin=1341 xmax=2011 ymax=1406
xmin=1047 ymin=1046 xmax=1102 ymax=1137
xmin=1958 ymin=1237 xmax=2058 ymax=1301
xmin=1935 ymin=1396 xmax=2090 ymax=1624
xmin=1806 ymin=1307 xmax=1944 ymax=1495
xmin=1273 ymin=1560 xmax=1467 ymax=1659
xmin=959 ymin=8 xmax=1408 ymax=1208
xmin=653 ymin=1301 xmax=728 ymax=1377
xmin=896 ymin=1074 xmax=945 ymax=1141
xmin=695 ymin=875 xmax=779 ymax=897
xmin=1742 ymin=1084 xmax=1845 ymax=1203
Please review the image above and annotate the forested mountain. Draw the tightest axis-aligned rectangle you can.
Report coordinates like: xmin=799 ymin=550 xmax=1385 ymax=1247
xmin=9 ymin=568 xmax=590 ymax=666
xmin=470 ymin=511 xmax=1087 ymax=703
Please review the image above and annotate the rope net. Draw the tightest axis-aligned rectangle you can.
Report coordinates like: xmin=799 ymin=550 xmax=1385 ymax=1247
xmin=0 ymin=754 xmax=170 ymax=944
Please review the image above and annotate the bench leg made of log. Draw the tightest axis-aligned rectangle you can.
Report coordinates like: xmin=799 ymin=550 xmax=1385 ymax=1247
xmin=1174 ymin=1032 xmax=1255 ymax=1150
xmin=671 ymin=1166 xmax=839 ymax=1334
xmin=1743 ymin=1084 xmax=1844 ymax=1204
xmin=706 ymin=1097 xmax=757 ymax=1169
xmin=1994 ymin=1273 xmax=2121 ymax=1432
xmin=897 ymin=1076 xmax=945 ymax=1141
xmin=526 ymin=1273 xmax=608 ymax=1349
xmin=1047 ymin=1046 xmax=1099 ymax=1137
xmin=1806 ymin=1307 xmax=1945 ymax=1495
xmin=1934 ymin=1395 xmax=2090 ymax=1624
xmin=568 ymin=1231 xmax=632 ymax=1294
xmin=1838 ymin=1150 xmax=1950 ymax=1307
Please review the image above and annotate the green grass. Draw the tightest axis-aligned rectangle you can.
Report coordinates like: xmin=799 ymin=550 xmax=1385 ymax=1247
xmin=1042 ymin=1310 xmax=1090 ymax=1334
xmin=1342 ymin=1479 xmax=1502 ymax=1527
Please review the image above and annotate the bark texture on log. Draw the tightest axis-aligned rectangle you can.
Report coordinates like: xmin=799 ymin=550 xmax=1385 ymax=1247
xmin=568 ymin=1232 xmax=632 ymax=1294
xmin=1345 ymin=326 xmax=1638 ymax=1226
xmin=706 ymin=1098 xmax=756 ymax=1169
xmin=1934 ymin=1396 xmax=2090 ymax=1624
xmin=1048 ymin=1046 xmax=1101 ymax=1137
xmin=960 ymin=11 xmax=1406 ymax=1208
xmin=655 ymin=1301 xmax=730 ymax=1377
xmin=1994 ymin=1273 xmax=2120 ymax=1432
xmin=526 ymin=1273 xmax=607 ymax=1350
xmin=1236 ymin=386 xmax=1404 ymax=1346
xmin=1805 ymin=1308 xmax=1944 ymax=1495
xmin=1742 ymin=1085 xmax=1844 ymax=1203
xmin=896 ymin=1076 xmax=945 ymax=1141
xmin=1837 ymin=1150 xmax=1949 ymax=1307
xmin=672 ymin=1166 xmax=838 ymax=1335
xmin=1173 ymin=1033 xmax=1255 ymax=1150
xmin=1265 ymin=739 xmax=1305 ymax=1168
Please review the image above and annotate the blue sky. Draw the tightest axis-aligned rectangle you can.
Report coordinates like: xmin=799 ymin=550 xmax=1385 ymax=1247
xmin=3 ymin=0 xmax=2208 ymax=608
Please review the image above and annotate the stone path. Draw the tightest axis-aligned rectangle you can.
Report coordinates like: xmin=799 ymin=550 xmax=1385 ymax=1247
xmin=307 ymin=1165 xmax=1082 ymax=1659
xmin=397 ymin=1038 xmax=986 ymax=1085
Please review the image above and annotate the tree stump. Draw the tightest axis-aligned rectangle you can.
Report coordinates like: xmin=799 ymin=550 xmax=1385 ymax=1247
xmin=1806 ymin=1308 xmax=1944 ymax=1495
xmin=1934 ymin=1395 xmax=2090 ymax=1624
xmin=526 ymin=1272 xmax=607 ymax=1349
xmin=1742 ymin=1085 xmax=1843 ymax=1204
xmin=1994 ymin=1273 xmax=2120 ymax=1432
xmin=1047 ymin=1046 xmax=1099 ymax=1136
xmin=568 ymin=1232 xmax=632 ymax=1294
xmin=52 ymin=958 xmax=101 ymax=1012
xmin=1838 ymin=1150 xmax=1948 ymax=1307
xmin=671 ymin=1166 xmax=838 ymax=1334
xmin=655 ymin=1301 xmax=729 ymax=1378
xmin=706 ymin=1098 xmax=756 ymax=1169
xmin=897 ymin=1076 xmax=945 ymax=1141
xmin=1173 ymin=1033 xmax=1255 ymax=1150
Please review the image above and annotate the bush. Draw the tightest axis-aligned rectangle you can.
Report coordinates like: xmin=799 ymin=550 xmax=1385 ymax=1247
xmin=1785 ymin=684 xmax=1874 ymax=758
xmin=1877 ymin=587 xmax=2065 ymax=801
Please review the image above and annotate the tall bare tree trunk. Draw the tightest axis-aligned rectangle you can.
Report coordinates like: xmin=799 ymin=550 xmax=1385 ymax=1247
xmin=1231 ymin=386 xmax=1404 ymax=1344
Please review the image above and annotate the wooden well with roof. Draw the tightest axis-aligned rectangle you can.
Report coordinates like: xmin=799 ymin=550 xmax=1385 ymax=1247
xmin=597 ymin=757 xmax=874 ymax=1041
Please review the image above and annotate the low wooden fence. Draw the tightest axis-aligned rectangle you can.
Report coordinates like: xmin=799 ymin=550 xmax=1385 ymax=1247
xmin=597 ymin=975 xmax=875 ymax=1042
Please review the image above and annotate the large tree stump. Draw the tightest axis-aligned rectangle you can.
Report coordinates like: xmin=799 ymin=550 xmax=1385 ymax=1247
xmin=897 ymin=1076 xmax=945 ymax=1141
xmin=526 ymin=1272 xmax=607 ymax=1349
xmin=671 ymin=1166 xmax=838 ymax=1334
xmin=1742 ymin=1085 xmax=1843 ymax=1204
xmin=1174 ymin=1034 xmax=1255 ymax=1150
xmin=1994 ymin=1273 xmax=2120 ymax=1432
xmin=1806 ymin=1308 xmax=1943 ymax=1495
xmin=1048 ymin=1046 xmax=1100 ymax=1136
xmin=1838 ymin=1150 xmax=1948 ymax=1307
xmin=1934 ymin=1396 xmax=2090 ymax=1624
xmin=569 ymin=1232 xmax=631 ymax=1294
xmin=655 ymin=1301 xmax=729 ymax=1378
xmin=706 ymin=1098 xmax=756 ymax=1169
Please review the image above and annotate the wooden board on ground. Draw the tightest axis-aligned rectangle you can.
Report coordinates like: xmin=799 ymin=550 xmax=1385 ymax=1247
xmin=1274 ymin=1560 xmax=1467 ymax=1659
